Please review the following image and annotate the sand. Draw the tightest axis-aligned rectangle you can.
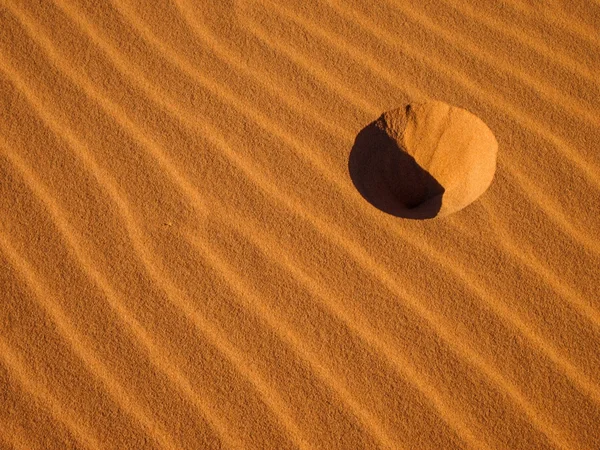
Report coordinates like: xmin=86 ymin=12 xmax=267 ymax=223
xmin=350 ymin=101 xmax=498 ymax=218
xmin=0 ymin=0 xmax=599 ymax=449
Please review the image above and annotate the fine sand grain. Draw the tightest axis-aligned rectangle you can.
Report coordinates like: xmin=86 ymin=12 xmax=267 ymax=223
xmin=1 ymin=0 xmax=599 ymax=449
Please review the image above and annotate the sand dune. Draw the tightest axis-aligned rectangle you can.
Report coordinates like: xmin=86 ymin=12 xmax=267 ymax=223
xmin=0 ymin=0 xmax=599 ymax=448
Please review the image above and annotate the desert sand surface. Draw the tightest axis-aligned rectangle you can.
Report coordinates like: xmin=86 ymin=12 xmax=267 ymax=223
xmin=1 ymin=0 xmax=599 ymax=448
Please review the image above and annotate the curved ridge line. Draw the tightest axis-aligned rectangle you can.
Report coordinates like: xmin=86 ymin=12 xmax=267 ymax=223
xmin=77 ymin=4 xmax=476 ymax=440
xmin=491 ymin=165 xmax=600 ymax=323
xmin=183 ymin=232 xmax=402 ymax=450
xmin=0 ymin=87 xmax=310 ymax=450
xmin=381 ymin=0 xmax=599 ymax=126
xmin=113 ymin=7 xmax=584 ymax=440
xmin=107 ymin=0 xmax=379 ymax=116
xmin=21 ymin=0 xmax=384 ymax=442
xmin=20 ymin=0 xmax=600 ymax=270
xmin=499 ymin=167 xmax=600 ymax=256
xmin=506 ymin=0 xmax=600 ymax=48
xmin=207 ymin=207 xmax=495 ymax=450
xmin=240 ymin=0 xmax=600 ymax=257
xmin=271 ymin=0 xmax=600 ymax=187
xmin=233 ymin=4 xmax=382 ymax=115
xmin=27 ymin=3 xmax=460 ymax=446
xmin=0 ymin=217 xmax=180 ymax=450
xmin=33 ymin=1 xmax=587 ymax=444
xmin=3 ymin=6 xmax=207 ymax=218
xmin=0 ymin=333 xmax=101 ymax=450
xmin=188 ymin=159 xmax=574 ymax=449
xmin=479 ymin=198 xmax=600 ymax=332
xmin=441 ymin=0 xmax=597 ymax=84
xmin=7 ymin=0 xmax=592 ymax=446
xmin=171 ymin=0 xmax=350 ymax=142
xmin=18 ymin=0 xmax=584 ymax=446
xmin=235 ymin=2 xmax=600 ymax=397
xmin=171 ymin=0 xmax=600 ymax=312
xmin=237 ymin=3 xmax=600 ymax=257
xmin=2 ymin=6 xmax=323 ymax=449
xmin=0 ymin=25 xmax=319 ymax=450
xmin=155 ymin=91 xmax=575 ymax=449
xmin=0 ymin=416 xmax=38 ymax=450
xmin=285 ymin=210 xmax=576 ymax=450
xmin=78 ymin=0 xmax=590 ymax=414
xmin=6 ymin=4 xmax=464 ymax=446
xmin=0 ymin=57 xmax=244 ymax=450
xmin=107 ymin=0 xmax=373 ymax=185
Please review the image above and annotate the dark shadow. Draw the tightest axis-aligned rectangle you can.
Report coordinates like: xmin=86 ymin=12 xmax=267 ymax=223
xmin=348 ymin=120 xmax=445 ymax=219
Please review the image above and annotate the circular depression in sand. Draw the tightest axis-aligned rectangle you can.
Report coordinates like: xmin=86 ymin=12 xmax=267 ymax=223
xmin=349 ymin=101 xmax=498 ymax=219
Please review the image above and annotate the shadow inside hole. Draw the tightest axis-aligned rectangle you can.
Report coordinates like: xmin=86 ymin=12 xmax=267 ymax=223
xmin=348 ymin=121 xmax=445 ymax=219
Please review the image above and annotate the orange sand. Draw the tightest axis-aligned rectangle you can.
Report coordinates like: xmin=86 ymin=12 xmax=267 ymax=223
xmin=0 ymin=0 xmax=599 ymax=449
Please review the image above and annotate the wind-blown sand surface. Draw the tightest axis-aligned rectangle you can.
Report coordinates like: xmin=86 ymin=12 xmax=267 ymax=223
xmin=1 ymin=0 xmax=599 ymax=448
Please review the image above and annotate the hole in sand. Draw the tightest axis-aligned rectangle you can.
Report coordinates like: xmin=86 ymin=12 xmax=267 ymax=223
xmin=349 ymin=101 xmax=498 ymax=219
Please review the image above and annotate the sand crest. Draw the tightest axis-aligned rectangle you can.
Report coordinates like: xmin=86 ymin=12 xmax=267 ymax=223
xmin=1 ymin=0 xmax=599 ymax=449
